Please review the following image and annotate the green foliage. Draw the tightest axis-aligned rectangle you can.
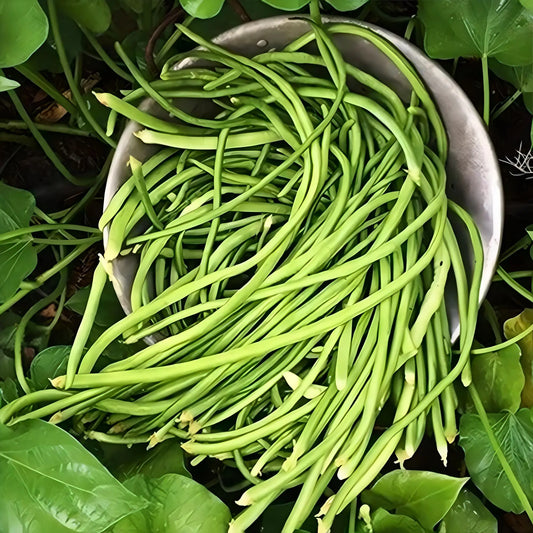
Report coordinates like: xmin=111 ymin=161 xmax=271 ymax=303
xmin=181 ymin=0 xmax=225 ymax=18
xmin=361 ymin=470 xmax=468 ymax=530
xmin=439 ymin=489 xmax=497 ymax=533
xmin=369 ymin=508 xmax=426 ymax=533
xmin=112 ymin=439 xmax=191 ymax=481
xmin=0 ymin=183 xmax=37 ymax=303
xmin=504 ymin=309 xmax=533 ymax=407
xmin=259 ymin=0 xmax=368 ymax=11
xmin=0 ymin=420 xmax=145 ymax=532
xmin=418 ymin=0 xmax=533 ymax=65
xmin=112 ymin=473 xmax=231 ymax=533
xmin=470 ymin=344 xmax=524 ymax=412
xmin=56 ymin=0 xmax=112 ymax=33
xmin=490 ymin=61 xmax=533 ymax=114
xmin=459 ymin=408 xmax=533 ymax=513
xmin=0 ymin=0 xmax=49 ymax=67
xmin=29 ymin=345 xmax=70 ymax=390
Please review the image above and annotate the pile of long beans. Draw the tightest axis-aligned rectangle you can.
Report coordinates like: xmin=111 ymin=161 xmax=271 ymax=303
xmin=0 ymin=13 xmax=483 ymax=533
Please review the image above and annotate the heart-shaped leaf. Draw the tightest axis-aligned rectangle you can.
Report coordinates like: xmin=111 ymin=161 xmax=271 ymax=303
xmin=57 ymin=0 xmax=111 ymax=33
xmin=361 ymin=470 xmax=468 ymax=530
xmin=459 ymin=409 xmax=533 ymax=513
xmin=29 ymin=345 xmax=71 ymax=391
xmin=0 ymin=0 xmax=49 ymax=67
xmin=0 ymin=420 xmax=145 ymax=532
xmin=419 ymin=0 xmax=533 ymax=65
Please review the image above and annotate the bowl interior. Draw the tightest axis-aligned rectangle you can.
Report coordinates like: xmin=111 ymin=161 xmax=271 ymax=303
xmin=104 ymin=16 xmax=503 ymax=342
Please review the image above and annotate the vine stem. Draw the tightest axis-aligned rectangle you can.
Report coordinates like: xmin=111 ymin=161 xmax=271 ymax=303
xmin=481 ymin=54 xmax=490 ymax=125
xmin=469 ymin=384 xmax=533 ymax=522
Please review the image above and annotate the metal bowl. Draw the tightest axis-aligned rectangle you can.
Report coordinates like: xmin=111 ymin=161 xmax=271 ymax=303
xmin=104 ymin=15 xmax=503 ymax=342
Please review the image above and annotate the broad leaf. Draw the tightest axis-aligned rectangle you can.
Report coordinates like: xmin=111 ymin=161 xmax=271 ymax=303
xmin=0 ymin=0 xmax=49 ymax=67
xmin=470 ymin=344 xmax=524 ymax=413
xmin=490 ymin=61 xmax=533 ymax=114
xmin=180 ymin=0 xmax=225 ymax=18
xmin=504 ymin=309 xmax=533 ymax=407
xmin=0 ymin=182 xmax=35 ymax=228
xmin=262 ymin=0 xmax=310 ymax=10
xmin=520 ymin=0 xmax=533 ymax=12
xmin=113 ymin=440 xmax=190 ymax=481
xmin=361 ymin=470 xmax=468 ymax=530
xmin=325 ymin=0 xmax=369 ymax=10
xmin=112 ymin=473 xmax=231 ymax=533
xmin=439 ymin=489 xmax=497 ymax=533
xmin=0 ymin=240 xmax=38 ymax=302
xmin=29 ymin=345 xmax=70 ymax=391
xmin=370 ymin=508 xmax=426 ymax=533
xmin=459 ymin=409 xmax=533 ymax=513
xmin=57 ymin=0 xmax=111 ymax=33
xmin=67 ymin=281 xmax=125 ymax=328
xmin=418 ymin=0 xmax=533 ymax=65
xmin=0 ymin=76 xmax=20 ymax=92
xmin=0 ymin=420 xmax=145 ymax=532
xmin=0 ymin=378 xmax=20 ymax=406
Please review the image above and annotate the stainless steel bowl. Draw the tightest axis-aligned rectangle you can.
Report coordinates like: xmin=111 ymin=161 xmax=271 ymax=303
xmin=104 ymin=15 xmax=503 ymax=341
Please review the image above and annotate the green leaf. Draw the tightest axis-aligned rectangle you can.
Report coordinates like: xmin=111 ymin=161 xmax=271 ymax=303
xmin=361 ymin=470 xmax=468 ymax=530
xmin=0 ymin=182 xmax=35 ymax=228
xmin=370 ymin=508 xmax=426 ymax=533
xmin=470 ymin=344 xmax=524 ymax=413
xmin=0 ymin=312 xmax=20 ymax=354
xmin=418 ymin=0 xmax=533 ymax=65
xmin=29 ymin=345 xmax=70 ymax=390
xmin=67 ymin=280 xmax=125 ymax=328
xmin=261 ymin=0 xmax=310 ymax=10
xmin=504 ymin=309 xmax=533 ymax=408
xmin=0 ymin=419 xmax=145 ymax=532
xmin=0 ymin=378 xmax=20 ymax=406
xmin=439 ymin=488 xmax=497 ymax=533
xmin=520 ymin=0 xmax=533 ymax=12
xmin=490 ymin=61 xmax=533 ymax=114
xmin=112 ymin=473 xmax=231 ymax=533
xmin=325 ymin=0 xmax=369 ymax=11
xmin=113 ymin=440 xmax=191 ymax=482
xmin=459 ymin=409 xmax=533 ymax=513
xmin=57 ymin=0 xmax=111 ymax=33
xmin=0 ymin=350 xmax=15 ymax=382
xmin=180 ymin=0 xmax=225 ymax=18
xmin=0 ymin=0 xmax=49 ymax=67
xmin=0 ymin=76 xmax=20 ymax=92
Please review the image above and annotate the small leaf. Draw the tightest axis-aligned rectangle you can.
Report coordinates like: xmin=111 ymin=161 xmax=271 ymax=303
xmin=0 ymin=420 xmax=145 ymax=532
xmin=113 ymin=440 xmax=191 ymax=481
xmin=419 ymin=0 xmax=533 ymax=65
xmin=180 ymin=0 xmax=225 ymax=18
xmin=470 ymin=343 xmax=524 ymax=413
xmin=325 ymin=0 xmax=369 ymax=10
xmin=459 ymin=409 xmax=533 ymax=513
xmin=112 ymin=473 xmax=231 ymax=533
xmin=0 ymin=378 xmax=20 ymax=406
xmin=439 ymin=488 xmax=497 ymax=533
xmin=504 ymin=309 xmax=533 ymax=408
xmin=361 ymin=470 xmax=468 ymax=530
xmin=0 ymin=241 xmax=38 ymax=302
xmin=29 ymin=345 xmax=71 ymax=391
xmin=57 ymin=0 xmax=111 ymax=33
xmin=262 ymin=0 xmax=310 ymax=10
xmin=490 ymin=61 xmax=533 ymax=114
xmin=0 ymin=76 xmax=20 ymax=93
xmin=67 ymin=280 xmax=124 ymax=328
xmin=370 ymin=508 xmax=426 ymax=533
xmin=0 ymin=0 xmax=49 ymax=67
xmin=0 ymin=182 xmax=35 ymax=229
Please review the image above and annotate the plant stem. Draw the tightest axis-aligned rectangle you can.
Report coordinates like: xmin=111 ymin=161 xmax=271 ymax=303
xmin=499 ymin=234 xmax=531 ymax=262
xmin=493 ymin=89 xmax=522 ymax=121
xmin=469 ymin=384 xmax=533 ymax=522
xmin=0 ymin=120 xmax=91 ymax=136
xmin=79 ymin=25 xmax=134 ymax=83
xmin=2 ymin=73 xmax=97 ymax=187
xmin=497 ymin=266 xmax=533 ymax=303
xmin=47 ymin=0 xmax=116 ymax=148
xmin=15 ymin=64 xmax=78 ymax=116
xmin=481 ymin=54 xmax=490 ymax=125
